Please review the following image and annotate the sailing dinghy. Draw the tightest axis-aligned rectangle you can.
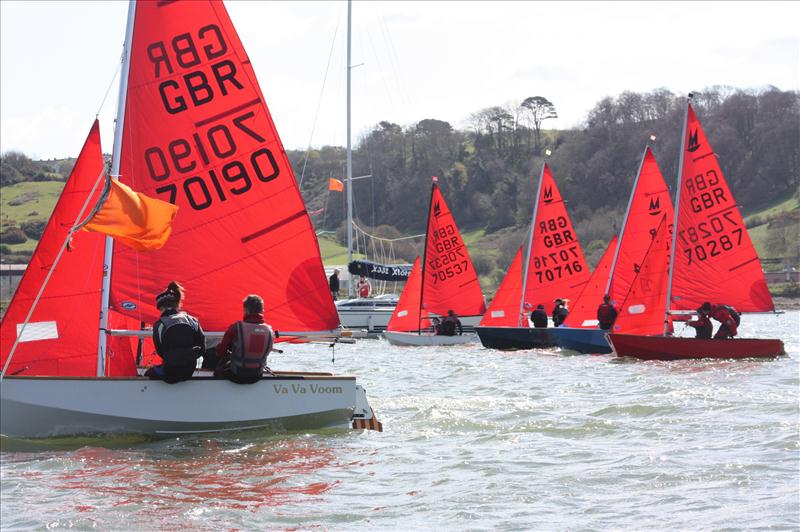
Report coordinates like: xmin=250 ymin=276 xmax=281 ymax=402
xmin=476 ymin=163 xmax=591 ymax=350
xmin=383 ymin=180 xmax=485 ymax=346
xmin=608 ymin=99 xmax=785 ymax=360
xmin=0 ymin=0 xmax=381 ymax=438
xmin=551 ymin=146 xmax=674 ymax=354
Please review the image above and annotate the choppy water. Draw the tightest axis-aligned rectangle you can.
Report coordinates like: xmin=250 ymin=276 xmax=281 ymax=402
xmin=2 ymin=312 xmax=798 ymax=530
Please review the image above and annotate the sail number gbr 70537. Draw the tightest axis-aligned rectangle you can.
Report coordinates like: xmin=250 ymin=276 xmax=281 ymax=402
xmin=428 ymin=223 xmax=469 ymax=285
xmin=145 ymin=111 xmax=279 ymax=211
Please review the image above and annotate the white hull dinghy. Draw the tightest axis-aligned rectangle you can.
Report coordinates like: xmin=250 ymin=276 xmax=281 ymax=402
xmin=0 ymin=0 xmax=381 ymax=438
xmin=1 ymin=373 xmax=377 ymax=438
xmin=383 ymin=331 xmax=477 ymax=347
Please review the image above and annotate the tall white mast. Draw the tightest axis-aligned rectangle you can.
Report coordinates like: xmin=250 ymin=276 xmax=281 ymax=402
xmin=345 ymin=0 xmax=354 ymax=297
xmin=517 ymin=162 xmax=547 ymax=327
xmin=604 ymin=143 xmax=650 ymax=298
xmin=97 ymin=0 xmax=136 ymax=376
xmin=663 ymin=95 xmax=692 ymax=335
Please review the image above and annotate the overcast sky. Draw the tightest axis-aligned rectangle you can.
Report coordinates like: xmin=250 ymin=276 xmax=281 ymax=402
xmin=1 ymin=1 xmax=798 ymax=160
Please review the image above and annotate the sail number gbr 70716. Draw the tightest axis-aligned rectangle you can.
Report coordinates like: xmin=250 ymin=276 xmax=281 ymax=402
xmin=144 ymin=111 xmax=280 ymax=211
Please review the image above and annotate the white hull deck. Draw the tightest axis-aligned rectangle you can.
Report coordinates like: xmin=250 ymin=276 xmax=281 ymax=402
xmin=383 ymin=331 xmax=478 ymax=346
xmin=0 ymin=372 xmax=378 ymax=438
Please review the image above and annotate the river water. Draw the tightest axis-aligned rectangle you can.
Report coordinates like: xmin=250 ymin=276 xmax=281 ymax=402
xmin=1 ymin=312 xmax=798 ymax=530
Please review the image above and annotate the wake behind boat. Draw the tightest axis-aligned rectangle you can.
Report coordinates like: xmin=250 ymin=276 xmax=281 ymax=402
xmin=0 ymin=0 xmax=381 ymax=438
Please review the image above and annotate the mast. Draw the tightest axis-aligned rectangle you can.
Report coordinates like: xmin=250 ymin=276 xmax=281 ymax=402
xmin=604 ymin=144 xmax=650 ymax=298
xmin=345 ymin=0 xmax=354 ymax=297
xmin=663 ymin=95 xmax=692 ymax=335
xmin=417 ymin=180 xmax=436 ymax=334
xmin=97 ymin=0 xmax=136 ymax=376
xmin=518 ymin=162 xmax=546 ymax=327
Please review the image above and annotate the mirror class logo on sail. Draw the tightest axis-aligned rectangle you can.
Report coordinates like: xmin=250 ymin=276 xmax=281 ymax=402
xmin=143 ymin=23 xmax=280 ymax=211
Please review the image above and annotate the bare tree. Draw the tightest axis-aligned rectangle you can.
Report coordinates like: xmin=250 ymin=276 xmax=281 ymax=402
xmin=521 ymin=96 xmax=558 ymax=151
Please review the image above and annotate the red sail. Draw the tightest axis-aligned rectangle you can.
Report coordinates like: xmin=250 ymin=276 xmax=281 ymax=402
xmin=563 ymin=236 xmax=618 ymax=328
xmin=671 ymin=104 xmax=773 ymax=312
xmin=386 ymin=257 xmax=429 ymax=332
xmin=479 ymin=247 xmax=524 ymax=327
xmin=421 ymin=183 xmax=486 ymax=318
xmin=523 ymin=164 xmax=591 ymax=312
xmin=608 ymin=147 xmax=674 ymax=306
xmin=109 ymin=1 xmax=338 ymax=332
xmin=0 ymin=122 xmax=136 ymax=377
xmin=613 ymin=216 xmax=671 ymax=335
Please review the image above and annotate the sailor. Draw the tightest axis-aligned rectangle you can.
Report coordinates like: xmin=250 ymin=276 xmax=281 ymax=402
xmin=710 ymin=302 xmax=739 ymax=339
xmin=552 ymin=299 xmax=570 ymax=327
xmin=356 ymin=275 xmax=372 ymax=298
xmin=596 ymin=294 xmax=618 ymax=330
xmin=430 ymin=316 xmax=442 ymax=335
xmin=687 ymin=302 xmax=713 ymax=339
xmin=530 ymin=304 xmax=548 ymax=328
xmin=440 ymin=310 xmax=463 ymax=336
xmin=329 ymin=268 xmax=340 ymax=301
xmin=215 ymin=294 xmax=274 ymax=384
xmin=147 ymin=281 xmax=205 ymax=383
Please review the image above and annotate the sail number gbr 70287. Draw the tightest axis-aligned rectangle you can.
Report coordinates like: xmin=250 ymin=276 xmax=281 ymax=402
xmin=145 ymin=111 xmax=280 ymax=211
xmin=678 ymin=209 xmax=744 ymax=265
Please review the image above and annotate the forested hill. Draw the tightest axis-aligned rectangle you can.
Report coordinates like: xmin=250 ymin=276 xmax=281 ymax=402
xmin=1 ymin=87 xmax=798 ymax=279
xmin=290 ymin=86 xmax=798 ymax=267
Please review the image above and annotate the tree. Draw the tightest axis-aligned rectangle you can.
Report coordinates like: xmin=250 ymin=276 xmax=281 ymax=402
xmin=521 ymin=96 xmax=558 ymax=151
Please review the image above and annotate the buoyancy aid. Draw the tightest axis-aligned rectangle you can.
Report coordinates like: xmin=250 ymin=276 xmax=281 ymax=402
xmin=597 ymin=303 xmax=618 ymax=330
xmin=229 ymin=321 xmax=274 ymax=379
xmin=154 ymin=310 xmax=204 ymax=367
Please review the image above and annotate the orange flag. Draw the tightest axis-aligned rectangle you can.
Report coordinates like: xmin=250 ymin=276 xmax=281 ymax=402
xmin=83 ymin=179 xmax=178 ymax=251
xmin=329 ymin=178 xmax=344 ymax=192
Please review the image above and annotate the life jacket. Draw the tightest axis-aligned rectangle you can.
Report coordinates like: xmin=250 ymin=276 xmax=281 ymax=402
xmin=440 ymin=317 xmax=458 ymax=336
xmin=155 ymin=311 xmax=203 ymax=367
xmin=531 ymin=309 xmax=548 ymax=328
xmin=721 ymin=305 xmax=741 ymax=326
xmin=229 ymin=321 xmax=273 ymax=380
xmin=597 ymin=303 xmax=618 ymax=329
xmin=358 ymin=281 xmax=370 ymax=298
xmin=553 ymin=306 xmax=569 ymax=327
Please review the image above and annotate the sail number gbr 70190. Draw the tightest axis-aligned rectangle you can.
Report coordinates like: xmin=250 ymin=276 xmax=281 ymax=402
xmin=145 ymin=111 xmax=279 ymax=211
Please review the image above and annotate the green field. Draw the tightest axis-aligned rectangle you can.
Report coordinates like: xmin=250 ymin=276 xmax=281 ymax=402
xmin=0 ymin=181 xmax=64 ymax=253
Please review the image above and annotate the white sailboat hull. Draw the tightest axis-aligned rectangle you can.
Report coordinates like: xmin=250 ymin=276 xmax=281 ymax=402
xmin=0 ymin=373 xmax=376 ymax=438
xmin=383 ymin=331 xmax=478 ymax=346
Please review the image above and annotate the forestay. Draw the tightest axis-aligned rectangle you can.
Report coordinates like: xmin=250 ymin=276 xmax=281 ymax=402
xmin=614 ymin=215 xmax=672 ymax=335
xmin=608 ymin=147 xmax=674 ymax=305
xmin=0 ymin=123 xmax=138 ymax=377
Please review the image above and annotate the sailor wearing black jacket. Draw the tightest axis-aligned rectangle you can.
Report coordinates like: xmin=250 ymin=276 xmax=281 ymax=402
xmin=146 ymin=281 xmax=205 ymax=383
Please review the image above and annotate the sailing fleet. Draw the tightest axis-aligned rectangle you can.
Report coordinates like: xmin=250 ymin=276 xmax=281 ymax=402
xmin=0 ymin=0 xmax=787 ymax=439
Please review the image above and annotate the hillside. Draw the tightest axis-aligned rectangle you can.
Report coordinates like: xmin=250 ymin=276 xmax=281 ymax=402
xmin=2 ymin=87 xmax=798 ymax=294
